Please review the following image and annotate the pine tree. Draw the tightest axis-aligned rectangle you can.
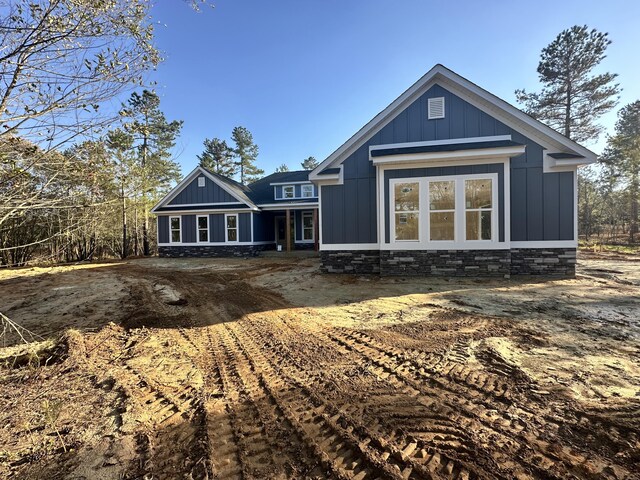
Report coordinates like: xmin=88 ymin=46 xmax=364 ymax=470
xmin=198 ymin=138 xmax=236 ymax=177
xmin=301 ymin=156 xmax=319 ymax=170
xmin=601 ymin=101 xmax=640 ymax=242
xmin=515 ymin=25 xmax=620 ymax=143
xmin=231 ymin=126 xmax=263 ymax=184
xmin=275 ymin=163 xmax=289 ymax=173
xmin=121 ymin=90 xmax=183 ymax=255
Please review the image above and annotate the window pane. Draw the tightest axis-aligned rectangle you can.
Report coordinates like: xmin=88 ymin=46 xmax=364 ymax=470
xmin=394 ymin=183 xmax=419 ymax=211
xmin=227 ymin=229 xmax=237 ymax=241
xmin=198 ymin=230 xmax=208 ymax=242
xmin=170 ymin=217 xmax=180 ymax=230
xmin=395 ymin=212 xmax=419 ymax=240
xmin=430 ymin=212 xmax=454 ymax=240
xmin=171 ymin=230 xmax=180 ymax=242
xmin=481 ymin=211 xmax=492 ymax=240
xmin=284 ymin=187 xmax=294 ymax=198
xmin=302 ymin=185 xmax=313 ymax=197
xmin=465 ymin=179 xmax=492 ymax=209
xmin=226 ymin=215 xmax=236 ymax=228
xmin=198 ymin=216 xmax=208 ymax=229
xmin=466 ymin=211 xmax=479 ymax=240
xmin=429 ymin=181 xmax=455 ymax=210
xmin=303 ymin=229 xmax=313 ymax=240
xmin=303 ymin=214 xmax=313 ymax=228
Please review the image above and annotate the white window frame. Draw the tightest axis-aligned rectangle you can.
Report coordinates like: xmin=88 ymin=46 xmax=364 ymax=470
xmin=427 ymin=179 xmax=455 ymax=242
xmin=197 ymin=176 xmax=206 ymax=187
xmin=196 ymin=214 xmax=209 ymax=243
xmin=169 ymin=216 xmax=181 ymax=243
xmin=464 ymin=178 xmax=494 ymax=241
xmin=390 ymin=180 xmax=421 ymax=242
xmin=282 ymin=185 xmax=295 ymax=199
xmin=301 ymin=211 xmax=314 ymax=242
xmin=389 ymin=173 xmax=499 ymax=249
xmin=301 ymin=184 xmax=314 ymax=198
xmin=225 ymin=213 xmax=239 ymax=243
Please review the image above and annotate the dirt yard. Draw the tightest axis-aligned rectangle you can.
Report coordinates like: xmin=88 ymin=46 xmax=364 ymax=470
xmin=0 ymin=252 xmax=638 ymax=480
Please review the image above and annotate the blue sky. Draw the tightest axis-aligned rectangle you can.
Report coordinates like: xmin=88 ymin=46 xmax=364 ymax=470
xmin=149 ymin=0 xmax=640 ymax=176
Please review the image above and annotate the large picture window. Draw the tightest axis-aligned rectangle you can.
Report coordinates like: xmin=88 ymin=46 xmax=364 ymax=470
xmin=226 ymin=214 xmax=238 ymax=242
xmin=170 ymin=216 xmax=181 ymax=243
xmin=429 ymin=180 xmax=455 ymax=241
xmin=388 ymin=173 xmax=498 ymax=247
xmin=465 ymin=179 xmax=492 ymax=241
xmin=197 ymin=215 xmax=209 ymax=242
xmin=393 ymin=182 xmax=420 ymax=241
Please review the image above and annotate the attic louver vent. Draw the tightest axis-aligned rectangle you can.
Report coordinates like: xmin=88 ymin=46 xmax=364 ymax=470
xmin=197 ymin=176 xmax=205 ymax=187
xmin=428 ymin=97 xmax=445 ymax=119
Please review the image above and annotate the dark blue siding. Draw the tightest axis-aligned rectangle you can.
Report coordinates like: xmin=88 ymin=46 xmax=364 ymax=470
xmin=169 ymin=175 xmax=238 ymax=205
xmin=253 ymin=212 xmax=275 ymax=242
xmin=181 ymin=215 xmax=196 ymax=243
xmin=239 ymin=213 xmax=251 ymax=242
xmin=321 ymin=82 xmax=574 ymax=244
xmin=210 ymin=214 xmax=225 ymax=242
xmin=158 ymin=216 xmax=169 ymax=243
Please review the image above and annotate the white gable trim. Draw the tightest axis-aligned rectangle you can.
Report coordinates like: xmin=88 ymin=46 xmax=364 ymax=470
xmin=371 ymin=145 xmax=526 ymax=165
xmin=151 ymin=166 xmax=258 ymax=213
xmin=309 ymin=64 xmax=596 ymax=180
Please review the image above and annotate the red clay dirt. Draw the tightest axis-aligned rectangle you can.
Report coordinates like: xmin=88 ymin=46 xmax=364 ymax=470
xmin=0 ymin=254 xmax=638 ymax=479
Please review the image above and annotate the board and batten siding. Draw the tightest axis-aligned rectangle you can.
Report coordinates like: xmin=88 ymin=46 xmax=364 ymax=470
xmin=168 ymin=175 xmax=238 ymax=205
xmin=158 ymin=216 xmax=169 ymax=243
xmin=157 ymin=212 xmax=252 ymax=243
xmin=320 ymin=83 xmax=575 ymax=244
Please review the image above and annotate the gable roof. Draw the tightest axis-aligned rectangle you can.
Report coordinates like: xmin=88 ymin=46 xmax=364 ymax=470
xmin=150 ymin=166 xmax=259 ymax=213
xmin=309 ymin=64 xmax=597 ymax=181
xmin=151 ymin=168 xmax=314 ymax=213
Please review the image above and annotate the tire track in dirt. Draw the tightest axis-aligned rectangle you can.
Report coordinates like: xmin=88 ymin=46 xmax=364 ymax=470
xmin=120 ymin=348 xmax=209 ymax=479
xmin=321 ymin=326 xmax=634 ymax=479
xmin=226 ymin=318 xmax=495 ymax=480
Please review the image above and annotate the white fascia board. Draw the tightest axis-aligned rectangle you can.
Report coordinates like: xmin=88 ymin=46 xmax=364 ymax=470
xmin=437 ymin=72 xmax=597 ymax=162
xmin=543 ymin=153 xmax=593 ymax=172
xmin=150 ymin=166 xmax=201 ymax=213
xmin=258 ymin=203 xmax=319 ymax=210
xmin=309 ymin=64 xmax=596 ymax=178
xmin=150 ymin=166 xmax=257 ymax=213
xmin=153 ymin=208 xmax=256 ymax=215
xmin=270 ymin=181 xmax=312 ymax=186
xmin=319 ymin=243 xmax=380 ymax=251
xmin=309 ymin=164 xmax=343 ymax=183
xmin=371 ymin=146 xmax=526 ymax=165
xmin=369 ymin=135 xmax=512 ymax=153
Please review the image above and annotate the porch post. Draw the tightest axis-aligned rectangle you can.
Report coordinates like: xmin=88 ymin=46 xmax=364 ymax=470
xmin=286 ymin=208 xmax=291 ymax=252
xmin=313 ymin=208 xmax=319 ymax=251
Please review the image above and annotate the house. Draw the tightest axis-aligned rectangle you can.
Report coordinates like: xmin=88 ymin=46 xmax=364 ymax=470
xmin=152 ymin=64 xmax=595 ymax=276
xmin=151 ymin=169 xmax=319 ymax=256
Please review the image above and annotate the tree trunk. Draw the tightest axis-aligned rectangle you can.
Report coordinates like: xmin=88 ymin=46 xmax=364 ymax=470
xmin=121 ymin=181 xmax=128 ymax=259
xmin=630 ymin=174 xmax=638 ymax=243
xmin=564 ymin=80 xmax=572 ymax=139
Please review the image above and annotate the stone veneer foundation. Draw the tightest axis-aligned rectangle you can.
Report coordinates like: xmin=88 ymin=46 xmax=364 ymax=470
xmin=159 ymin=245 xmax=267 ymax=258
xmin=320 ymin=248 xmax=576 ymax=277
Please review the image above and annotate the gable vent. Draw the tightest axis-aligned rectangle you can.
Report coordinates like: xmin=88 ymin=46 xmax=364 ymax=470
xmin=428 ymin=97 xmax=445 ymax=119
xmin=197 ymin=176 xmax=205 ymax=187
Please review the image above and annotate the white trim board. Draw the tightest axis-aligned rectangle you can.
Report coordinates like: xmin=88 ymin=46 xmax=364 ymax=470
xmin=371 ymin=146 xmax=525 ymax=165
xmin=151 ymin=166 xmax=258 ymax=213
xmin=319 ymin=241 xmax=577 ymax=251
xmin=309 ymin=64 xmax=596 ymax=181
xmin=158 ymin=241 xmax=274 ymax=247
xmin=369 ymin=135 xmax=512 ymax=153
